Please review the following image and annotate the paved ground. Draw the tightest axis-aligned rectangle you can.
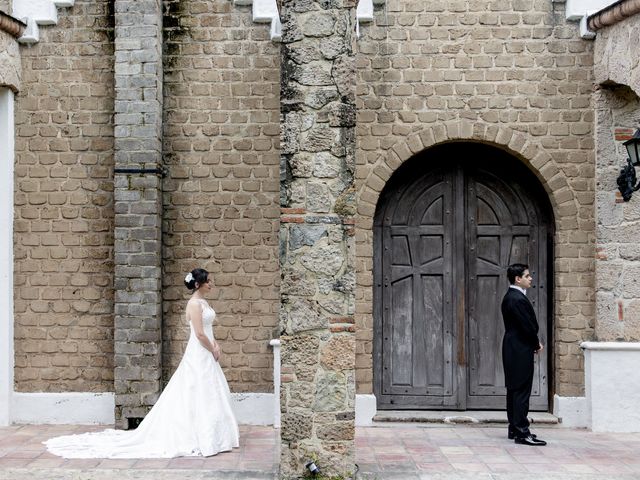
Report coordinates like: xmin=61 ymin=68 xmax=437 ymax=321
xmin=356 ymin=424 xmax=640 ymax=479
xmin=0 ymin=424 xmax=277 ymax=479
xmin=1 ymin=423 xmax=640 ymax=479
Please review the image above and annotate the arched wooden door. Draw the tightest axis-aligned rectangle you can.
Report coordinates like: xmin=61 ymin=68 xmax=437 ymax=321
xmin=373 ymin=143 xmax=553 ymax=411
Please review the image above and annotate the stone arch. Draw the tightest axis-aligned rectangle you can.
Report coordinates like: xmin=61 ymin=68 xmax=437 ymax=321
xmin=358 ymin=120 xmax=578 ymax=233
xmin=354 ymin=119 xmax=593 ymax=403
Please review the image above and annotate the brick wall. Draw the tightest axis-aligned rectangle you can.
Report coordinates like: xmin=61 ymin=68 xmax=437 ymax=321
xmin=13 ymin=0 xmax=115 ymax=392
xmin=161 ymin=0 xmax=280 ymax=392
xmin=354 ymin=0 xmax=596 ymax=397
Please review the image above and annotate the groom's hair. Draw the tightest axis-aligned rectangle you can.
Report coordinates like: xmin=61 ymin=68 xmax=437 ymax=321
xmin=507 ymin=263 xmax=529 ymax=284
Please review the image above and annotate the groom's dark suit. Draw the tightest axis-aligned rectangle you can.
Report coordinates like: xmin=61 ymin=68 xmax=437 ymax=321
xmin=501 ymin=287 xmax=540 ymax=439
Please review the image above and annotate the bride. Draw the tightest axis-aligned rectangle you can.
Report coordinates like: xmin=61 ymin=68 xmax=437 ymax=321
xmin=45 ymin=268 xmax=239 ymax=458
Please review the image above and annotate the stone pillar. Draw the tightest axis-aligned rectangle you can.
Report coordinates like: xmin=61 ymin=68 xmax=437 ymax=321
xmin=279 ymin=0 xmax=357 ymax=477
xmin=113 ymin=0 xmax=164 ymax=429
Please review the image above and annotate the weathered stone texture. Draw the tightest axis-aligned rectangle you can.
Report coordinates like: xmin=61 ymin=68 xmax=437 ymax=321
xmin=280 ymin=0 xmax=357 ymax=476
xmin=593 ymin=13 xmax=640 ymax=342
xmin=593 ymin=13 xmax=640 ymax=98
xmin=112 ymin=0 xmax=164 ymax=427
xmin=13 ymin=0 xmax=115 ymax=392
xmin=162 ymin=0 xmax=280 ymax=393
xmin=355 ymin=0 xmax=596 ymax=397
xmin=594 ymin=85 xmax=640 ymax=341
xmin=0 ymin=30 xmax=21 ymax=91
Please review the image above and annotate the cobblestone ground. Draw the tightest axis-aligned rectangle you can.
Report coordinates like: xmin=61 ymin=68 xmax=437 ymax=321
xmin=1 ymin=424 xmax=640 ymax=479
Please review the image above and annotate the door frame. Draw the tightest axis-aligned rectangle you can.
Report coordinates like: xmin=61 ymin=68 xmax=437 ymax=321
xmin=372 ymin=142 xmax=555 ymax=411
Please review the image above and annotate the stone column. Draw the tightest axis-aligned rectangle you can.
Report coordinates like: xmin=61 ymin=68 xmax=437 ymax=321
xmin=279 ymin=0 xmax=357 ymax=477
xmin=113 ymin=0 xmax=164 ymax=429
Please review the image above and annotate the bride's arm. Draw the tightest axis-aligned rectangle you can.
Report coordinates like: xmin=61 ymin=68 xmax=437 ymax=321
xmin=187 ymin=301 xmax=221 ymax=361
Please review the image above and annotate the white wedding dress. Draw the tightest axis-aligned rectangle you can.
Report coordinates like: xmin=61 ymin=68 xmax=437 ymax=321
xmin=45 ymin=300 xmax=239 ymax=458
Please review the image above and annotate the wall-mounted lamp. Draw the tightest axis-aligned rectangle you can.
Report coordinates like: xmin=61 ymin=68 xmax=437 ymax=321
xmin=617 ymin=129 xmax=640 ymax=201
xmin=305 ymin=460 xmax=321 ymax=476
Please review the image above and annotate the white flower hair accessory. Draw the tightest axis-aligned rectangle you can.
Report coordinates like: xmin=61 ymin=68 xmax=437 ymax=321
xmin=185 ymin=272 xmax=193 ymax=283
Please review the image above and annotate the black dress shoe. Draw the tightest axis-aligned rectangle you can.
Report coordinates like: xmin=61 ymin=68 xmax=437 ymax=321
xmin=514 ymin=435 xmax=546 ymax=446
xmin=508 ymin=431 xmax=537 ymax=440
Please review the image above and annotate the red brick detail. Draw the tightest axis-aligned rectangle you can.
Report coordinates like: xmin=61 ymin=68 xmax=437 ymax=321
xmin=595 ymin=248 xmax=607 ymax=261
xmin=330 ymin=317 xmax=355 ymax=324
xmin=618 ymin=299 xmax=624 ymax=322
xmin=615 ymin=191 xmax=625 ymax=203
xmin=281 ymin=208 xmax=306 ymax=214
xmin=281 ymin=374 xmax=295 ymax=383
xmin=330 ymin=325 xmax=356 ymax=333
xmin=615 ymin=128 xmax=635 ymax=141
xmin=281 ymin=216 xmax=304 ymax=223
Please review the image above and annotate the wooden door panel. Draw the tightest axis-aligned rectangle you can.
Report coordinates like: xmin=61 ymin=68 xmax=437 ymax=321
xmin=466 ymin=170 xmax=548 ymax=410
xmin=375 ymin=148 xmax=551 ymax=411
xmin=378 ymin=171 xmax=456 ymax=408
xmin=389 ymin=275 xmax=412 ymax=388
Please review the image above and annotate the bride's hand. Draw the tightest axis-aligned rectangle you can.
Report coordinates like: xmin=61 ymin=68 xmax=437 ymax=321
xmin=212 ymin=343 xmax=221 ymax=361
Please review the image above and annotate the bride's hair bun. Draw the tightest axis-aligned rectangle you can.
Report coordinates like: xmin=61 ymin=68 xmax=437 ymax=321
xmin=184 ymin=268 xmax=209 ymax=290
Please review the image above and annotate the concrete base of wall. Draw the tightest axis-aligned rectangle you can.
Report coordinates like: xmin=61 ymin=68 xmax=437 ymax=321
xmin=8 ymin=392 xmax=380 ymax=426
xmin=553 ymin=395 xmax=588 ymax=428
xmin=9 ymin=392 xmax=276 ymax=426
xmin=358 ymin=394 xmax=590 ymax=428
xmin=12 ymin=392 xmax=116 ymax=425
xmin=13 ymin=389 xmax=628 ymax=431
xmin=582 ymin=341 xmax=640 ymax=432
xmin=355 ymin=394 xmax=377 ymax=426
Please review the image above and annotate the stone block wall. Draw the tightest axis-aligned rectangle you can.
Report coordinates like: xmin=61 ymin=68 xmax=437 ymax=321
xmin=354 ymin=0 xmax=596 ymax=397
xmin=13 ymin=0 xmax=115 ymax=392
xmin=112 ymin=0 xmax=164 ymax=427
xmin=0 ymin=27 xmax=21 ymax=90
xmin=593 ymin=13 xmax=640 ymax=341
xmin=278 ymin=0 xmax=357 ymax=475
xmin=161 ymin=0 xmax=280 ymax=392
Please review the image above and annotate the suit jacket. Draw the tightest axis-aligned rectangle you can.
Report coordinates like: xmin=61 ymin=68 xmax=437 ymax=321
xmin=501 ymin=287 xmax=540 ymax=390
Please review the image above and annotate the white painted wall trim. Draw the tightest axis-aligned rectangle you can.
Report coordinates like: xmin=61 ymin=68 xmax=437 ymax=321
xmin=9 ymin=392 xmax=277 ymax=426
xmin=11 ymin=0 xmax=75 ymax=44
xmin=582 ymin=341 xmax=640 ymax=432
xmin=233 ymin=0 xmax=281 ymax=41
xmin=563 ymin=0 xmax=617 ymax=39
xmin=231 ymin=393 xmax=275 ymax=426
xmin=0 ymin=88 xmax=14 ymax=427
xmin=355 ymin=394 xmax=377 ymax=426
xmin=233 ymin=0 xmax=384 ymax=42
xmin=581 ymin=341 xmax=640 ymax=351
xmin=12 ymin=392 xmax=116 ymax=425
xmin=553 ymin=395 xmax=587 ymax=428
xmin=269 ymin=339 xmax=280 ymax=428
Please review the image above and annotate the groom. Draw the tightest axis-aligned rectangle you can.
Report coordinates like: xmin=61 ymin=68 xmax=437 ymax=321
xmin=501 ymin=263 xmax=546 ymax=446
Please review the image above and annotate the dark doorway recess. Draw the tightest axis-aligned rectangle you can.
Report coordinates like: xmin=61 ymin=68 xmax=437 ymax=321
xmin=373 ymin=142 xmax=554 ymax=411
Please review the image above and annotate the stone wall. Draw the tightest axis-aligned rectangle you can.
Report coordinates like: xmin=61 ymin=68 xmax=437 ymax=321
xmin=13 ymin=0 xmax=115 ymax=392
xmin=354 ymin=0 xmax=596 ymax=397
xmin=0 ymin=2 xmax=10 ymax=14
xmin=279 ymin=0 xmax=357 ymax=475
xmin=161 ymin=0 xmax=280 ymax=392
xmin=592 ymin=10 xmax=640 ymax=96
xmin=0 ymin=28 xmax=20 ymax=91
xmin=593 ymin=12 xmax=640 ymax=341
